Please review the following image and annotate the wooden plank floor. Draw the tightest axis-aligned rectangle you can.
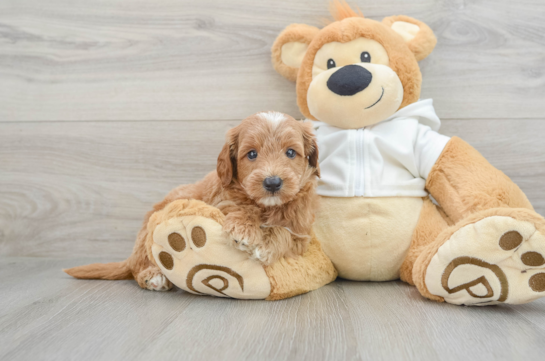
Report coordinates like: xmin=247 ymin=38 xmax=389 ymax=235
xmin=1 ymin=0 xmax=545 ymax=360
xmin=2 ymin=257 xmax=545 ymax=361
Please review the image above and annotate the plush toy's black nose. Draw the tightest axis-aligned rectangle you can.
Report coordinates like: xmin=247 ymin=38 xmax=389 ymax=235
xmin=327 ymin=65 xmax=372 ymax=96
xmin=263 ymin=176 xmax=283 ymax=192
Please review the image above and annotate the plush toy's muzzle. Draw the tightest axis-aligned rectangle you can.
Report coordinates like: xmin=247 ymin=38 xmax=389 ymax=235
xmin=308 ymin=62 xmax=403 ymax=128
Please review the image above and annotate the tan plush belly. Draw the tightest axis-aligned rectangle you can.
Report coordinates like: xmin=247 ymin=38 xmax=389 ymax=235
xmin=313 ymin=197 xmax=423 ymax=281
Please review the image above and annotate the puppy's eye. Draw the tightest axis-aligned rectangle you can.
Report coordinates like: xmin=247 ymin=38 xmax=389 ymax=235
xmin=286 ymin=149 xmax=296 ymax=159
xmin=327 ymin=59 xmax=336 ymax=69
xmin=247 ymin=150 xmax=257 ymax=160
xmin=360 ymin=51 xmax=371 ymax=63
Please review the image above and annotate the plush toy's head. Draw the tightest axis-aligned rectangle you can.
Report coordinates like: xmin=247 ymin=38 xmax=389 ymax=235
xmin=272 ymin=1 xmax=437 ymax=129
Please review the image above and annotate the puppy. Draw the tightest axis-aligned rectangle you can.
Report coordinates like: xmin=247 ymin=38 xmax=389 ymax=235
xmin=65 ymin=111 xmax=320 ymax=291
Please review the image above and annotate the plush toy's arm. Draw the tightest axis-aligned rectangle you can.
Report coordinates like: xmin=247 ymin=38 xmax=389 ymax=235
xmin=425 ymin=136 xmax=534 ymax=223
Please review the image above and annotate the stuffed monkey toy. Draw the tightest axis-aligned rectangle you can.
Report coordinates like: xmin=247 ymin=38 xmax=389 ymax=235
xmin=271 ymin=1 xmax=545 ymax=305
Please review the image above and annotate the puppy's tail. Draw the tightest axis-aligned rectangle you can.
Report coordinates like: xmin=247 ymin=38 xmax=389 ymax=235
xmin=63 ymin=260 xmax=133 ymax=280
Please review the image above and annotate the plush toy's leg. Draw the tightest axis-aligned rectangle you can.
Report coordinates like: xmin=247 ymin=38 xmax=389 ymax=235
xmin=263 ymin=236 xmax=338 ymax=300
xmin=147 ymin=199 xmax=337 ymax=300
xmin=413 ymin=208 xmax=545 ymax=305
xmin=410 ymin=137 xmax=545 ymax=305
xmin=424 ymin=136 xmax=534 ymax=222
xmin=399 ymin=197 xmax=450 ymax=286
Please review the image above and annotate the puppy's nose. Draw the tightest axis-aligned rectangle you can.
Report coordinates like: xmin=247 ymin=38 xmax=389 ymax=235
xmin=263 ymin=176 xmax=283 ymax=193
xmin=327 ymin=64 xmax=372 ymax=96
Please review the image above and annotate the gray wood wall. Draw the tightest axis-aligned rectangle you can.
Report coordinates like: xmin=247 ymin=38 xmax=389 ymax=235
xmin=1 ymin=0 xmax=544 ymax=259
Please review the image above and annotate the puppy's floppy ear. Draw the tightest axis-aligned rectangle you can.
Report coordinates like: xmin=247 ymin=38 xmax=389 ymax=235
xmin=301 ymin=122 xmax=320 ymax=178
xmin=271 ymin=23 xmax=320 ymax=82
xmin=382 ymin=15 xmax=437 ymax=61
xmin=217 ymin=127 xmax=239 ymax=188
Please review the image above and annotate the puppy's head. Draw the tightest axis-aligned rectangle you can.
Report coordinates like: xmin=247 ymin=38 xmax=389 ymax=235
xmin=217 ymin=111 xmax=319 ymax=207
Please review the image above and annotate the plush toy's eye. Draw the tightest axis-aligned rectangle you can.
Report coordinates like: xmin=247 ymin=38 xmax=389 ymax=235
xmin=286 ymin=149 xmax=296 ymax=159
xmin=327 ymin=59 xmax=336 ymax=69
xmin=360 ymin=51 xmax=371 ymax=63
xmin=247 ymin=150 xmax=257 ymax=160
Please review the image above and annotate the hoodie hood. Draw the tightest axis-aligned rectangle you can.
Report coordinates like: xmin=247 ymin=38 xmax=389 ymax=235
xmin=384 ymin=99 xmax=441 ymax=131
xmin=311 ymin=99 xmax=441 ymax=132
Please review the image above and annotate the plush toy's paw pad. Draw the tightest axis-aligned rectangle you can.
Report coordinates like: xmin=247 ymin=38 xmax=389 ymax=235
xmin=425 ymin=216 xmax=545 ymax=305
xmin=151 ymin=215 xmax=271 ymax=299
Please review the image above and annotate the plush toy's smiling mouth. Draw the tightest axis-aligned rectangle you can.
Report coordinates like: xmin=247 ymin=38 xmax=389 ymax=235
xmin=365 ymin=87 xmax=385 ymax=109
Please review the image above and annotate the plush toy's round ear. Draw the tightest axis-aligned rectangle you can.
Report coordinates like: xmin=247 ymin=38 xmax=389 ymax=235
xmin=382 ymin=15 xmax=437 ymax=61
xmin=271 ymin=23 xmax=320 ymax=82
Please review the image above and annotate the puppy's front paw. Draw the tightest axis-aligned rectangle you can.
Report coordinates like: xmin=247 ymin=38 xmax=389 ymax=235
xmin=251 ymin=244 xmax=279 ymax=266
xmin=223 ymin=214 xmax=262 ymax=253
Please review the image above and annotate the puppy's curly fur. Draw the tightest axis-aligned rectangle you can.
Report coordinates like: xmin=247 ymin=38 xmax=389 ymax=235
xmin=65 ymin=111 xmax=320 ymax=291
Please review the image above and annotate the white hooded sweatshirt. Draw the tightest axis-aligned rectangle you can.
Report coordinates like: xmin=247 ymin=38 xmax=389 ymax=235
xmin=311 ymin=99 xmax=451 ymax=198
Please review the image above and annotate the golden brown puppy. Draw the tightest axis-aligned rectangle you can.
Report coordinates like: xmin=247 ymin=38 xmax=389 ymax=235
xmin=65 ymin=111 xmax=320 ymax=291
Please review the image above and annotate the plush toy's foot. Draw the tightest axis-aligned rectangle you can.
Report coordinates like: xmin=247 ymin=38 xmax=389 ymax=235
xmin=149 ymin=206 xmax=271 ymax=299
xmin=417 ymin=209 xmax=545 ymax=305
xmin=146 ymin=199 xmax=337 ymax=300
